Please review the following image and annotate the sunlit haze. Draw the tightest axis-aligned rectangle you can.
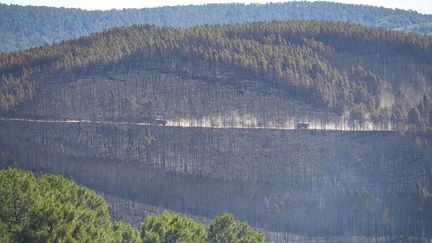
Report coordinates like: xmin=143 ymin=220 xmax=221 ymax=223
xmin=1 ymin=0 xmax=432 ymax=14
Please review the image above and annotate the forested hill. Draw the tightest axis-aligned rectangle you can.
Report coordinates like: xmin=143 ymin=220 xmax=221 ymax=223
xmin=1 ymin=21 xmax=432 ymax=131
xmin=1 ymin=1 xmax=432 ymax=53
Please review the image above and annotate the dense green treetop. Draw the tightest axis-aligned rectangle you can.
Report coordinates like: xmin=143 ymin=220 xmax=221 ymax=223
xmin=114 ymin=221 xmax=141 ymax=243
xmin=1 ymin=1 xmax=432 ymax=53
xmin=0 ymin=167 xmax=127 ymax=242
xmin=140 ymin=210 xmax=207 ymax=243
xmin=208 ymin=213 xmax=265 ymax=243
xmin=0 ymin=168 xmax=266 ymax=242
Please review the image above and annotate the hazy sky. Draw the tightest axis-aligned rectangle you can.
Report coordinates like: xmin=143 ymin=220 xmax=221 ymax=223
xmin=1 ymin=0 xmax=432 ymax=14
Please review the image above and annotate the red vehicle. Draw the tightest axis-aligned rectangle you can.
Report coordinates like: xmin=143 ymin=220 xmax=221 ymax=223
xmin=297 ymin=123 xmax=309 ymax=129
xmin=155 ymin=119 xmax=167 ymax=126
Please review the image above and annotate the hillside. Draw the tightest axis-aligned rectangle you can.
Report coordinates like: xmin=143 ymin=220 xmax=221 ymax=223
xmin=1 ymin=21 xmax=432 ymax=240
xmin=1 ymin=119 xmax=431 ymax=239
xmin=1 ymin=21 xmax=432 ymax=131
xmin=1 ymin=1 xmax=432 ymax=53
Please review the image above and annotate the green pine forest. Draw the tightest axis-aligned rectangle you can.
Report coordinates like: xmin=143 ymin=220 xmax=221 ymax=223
xmin=1 ymin=1 xmax=432 ymax=53
xmin=1 ymin=21 xmax=432 ymax=131
xmin=0 ymin=167 xmax=264 ymax=243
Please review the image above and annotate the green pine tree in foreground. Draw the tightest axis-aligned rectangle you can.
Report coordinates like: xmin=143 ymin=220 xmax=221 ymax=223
xmin=0 ymin=167 xmax=264 ymax=243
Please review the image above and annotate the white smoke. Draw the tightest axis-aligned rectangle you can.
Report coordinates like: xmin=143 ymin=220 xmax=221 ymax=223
xmin=379 ymin=88 xmax=394 ymax=109
xmin=166 ymin=112 xmax=393 ymax=131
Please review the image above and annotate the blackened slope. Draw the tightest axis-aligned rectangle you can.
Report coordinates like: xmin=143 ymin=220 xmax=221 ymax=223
xmin=1 ymin=120 xmax=431 ymax=236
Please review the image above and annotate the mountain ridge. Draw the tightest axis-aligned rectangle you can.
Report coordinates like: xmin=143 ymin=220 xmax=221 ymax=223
xmin=1 ymin=1 xmax=432 ymax=53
